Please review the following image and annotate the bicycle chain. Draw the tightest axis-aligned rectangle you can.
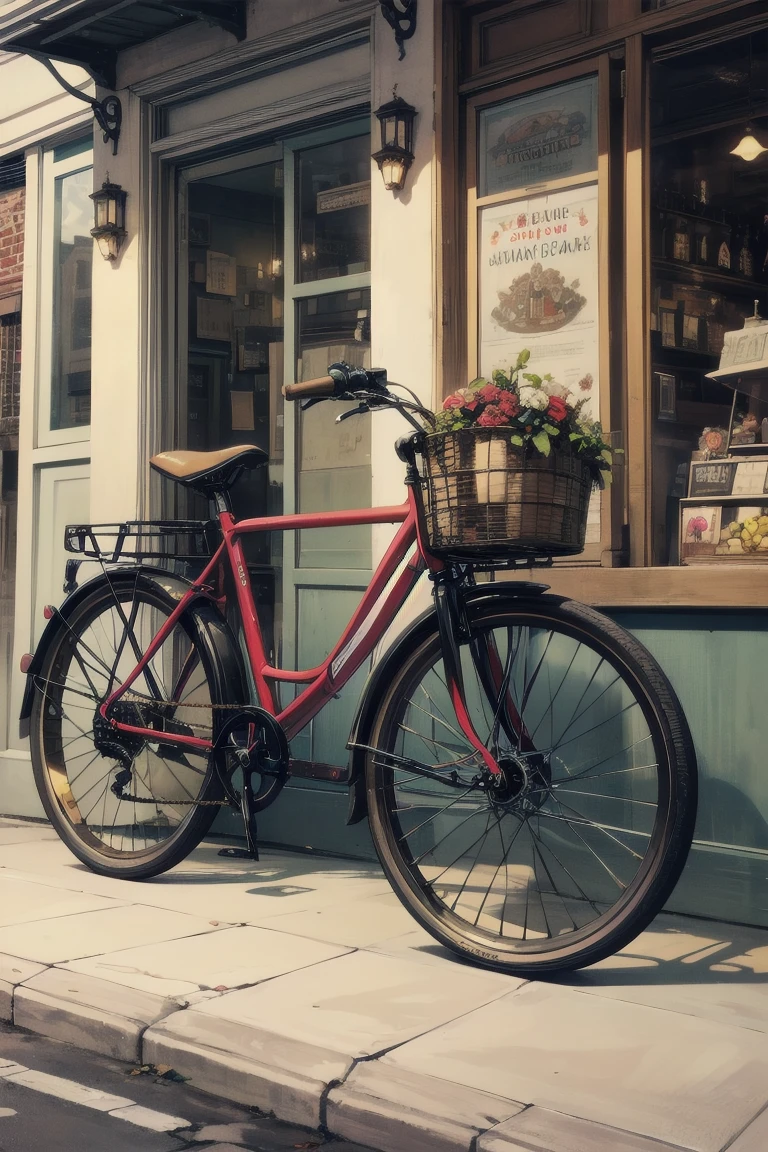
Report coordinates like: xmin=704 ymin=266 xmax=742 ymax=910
xmin=115 ymin=692 xmax=283 ymax=808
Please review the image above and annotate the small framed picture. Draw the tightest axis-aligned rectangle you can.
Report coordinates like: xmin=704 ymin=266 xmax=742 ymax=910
xmin=660 ymin=309 xmax=676 ymax=348
xmin=656 ymin=372 xmax=676 ymax=422
xmin=188 ymin=214 xmax=211 ymax=247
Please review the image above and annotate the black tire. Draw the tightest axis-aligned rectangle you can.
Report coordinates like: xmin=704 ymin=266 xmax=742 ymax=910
xmin=30 ymin=572 xmax=239 ymax=879
xmin=365 ymin=594 xmax=697 ymax=975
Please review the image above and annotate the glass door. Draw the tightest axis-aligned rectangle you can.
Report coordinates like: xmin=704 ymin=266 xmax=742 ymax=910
xmin=173 ymin=122 xmax=372 ymax=776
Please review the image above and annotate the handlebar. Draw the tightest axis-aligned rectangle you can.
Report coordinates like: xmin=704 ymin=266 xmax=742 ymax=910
xmin=282 ymin=375 xmax=336 ymax=401
xmin=281 ymin=361 xmax=434 ymax=433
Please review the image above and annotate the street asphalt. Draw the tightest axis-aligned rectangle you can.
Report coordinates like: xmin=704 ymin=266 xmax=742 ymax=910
xmin=0 ymin=1023 xmax=375 ymax=1152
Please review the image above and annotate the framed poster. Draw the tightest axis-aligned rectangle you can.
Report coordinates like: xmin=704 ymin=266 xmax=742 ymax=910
xmin=478 ymin=76 xmax=597 ymax=197
xmin=480 ymin=182 xmax=599 ymax=407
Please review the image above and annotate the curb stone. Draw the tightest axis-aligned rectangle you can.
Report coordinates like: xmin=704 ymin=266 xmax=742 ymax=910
xmin=13 ymin=967 xmax=181 ymax=1062
xmin=326 ymin=1060 xmax=524 ymax=1152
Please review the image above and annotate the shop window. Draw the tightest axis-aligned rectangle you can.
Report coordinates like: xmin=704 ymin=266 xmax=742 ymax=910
xmin=297 ymin=136 xmax=371 ymax=283
xmin=51 ymin=164 xmax=92 ymax=430
xmin=650 ymin=30 xmax=768 ymax=566
xmin=0 ymin=312 xmax=21 ymax=440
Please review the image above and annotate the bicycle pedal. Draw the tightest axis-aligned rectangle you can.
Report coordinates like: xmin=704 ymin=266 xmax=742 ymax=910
xmin=218 ymin=846 xmax=259 ymax=860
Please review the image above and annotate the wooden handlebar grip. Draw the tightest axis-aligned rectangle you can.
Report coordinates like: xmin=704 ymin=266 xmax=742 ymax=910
xmin=282 ymin=375 xmax=336 ymax=400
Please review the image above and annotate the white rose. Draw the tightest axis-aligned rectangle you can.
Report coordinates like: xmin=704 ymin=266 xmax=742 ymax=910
xmin=520 ymin=386 xmax=547 ymax=410
xmin=541 ymin=379 xmax=568 ymax=399
xmin=565 ymin=392 xmax=580 ymax=408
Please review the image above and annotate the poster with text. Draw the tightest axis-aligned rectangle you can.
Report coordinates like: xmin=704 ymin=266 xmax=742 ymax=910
xmin=480 ymin=183 xmax=598 ymax=412
xmin=479 ymin=183 xmax=601 ymax=541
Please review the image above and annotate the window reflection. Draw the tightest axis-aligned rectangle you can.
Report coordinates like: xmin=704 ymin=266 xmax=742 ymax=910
xmin=298 ymin=136 xmax=371 ymax=282
xmin=51 ymin=166 xmax=92 ymax=430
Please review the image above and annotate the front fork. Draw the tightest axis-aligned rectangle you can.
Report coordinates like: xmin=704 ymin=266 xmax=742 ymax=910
xmin=431 ymin=572 xmax=535 ymax=777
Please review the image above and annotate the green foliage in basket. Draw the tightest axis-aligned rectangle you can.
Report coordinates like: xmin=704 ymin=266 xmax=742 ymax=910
xmin=429 ymin=350 xmax=615 ymax=485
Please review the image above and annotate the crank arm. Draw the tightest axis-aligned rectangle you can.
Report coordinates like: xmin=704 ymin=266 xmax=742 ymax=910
xmin=349 ymin=743 xmax=480 ymax=790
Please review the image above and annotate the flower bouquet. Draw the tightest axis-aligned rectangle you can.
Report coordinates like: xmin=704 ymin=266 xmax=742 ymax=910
xmin=418 ymin=350 xmax=615 ymax=559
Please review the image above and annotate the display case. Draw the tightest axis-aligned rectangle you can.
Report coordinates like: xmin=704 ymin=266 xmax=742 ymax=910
xmin=679 ymin=304 xmax=768 ymax=562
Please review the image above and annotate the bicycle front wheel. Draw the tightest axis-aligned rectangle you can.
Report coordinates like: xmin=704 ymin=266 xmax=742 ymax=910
xmin=365 ymin=594 xmax=697 ymax=975
xmin=30 ymin=572 xmax=235 ymax=879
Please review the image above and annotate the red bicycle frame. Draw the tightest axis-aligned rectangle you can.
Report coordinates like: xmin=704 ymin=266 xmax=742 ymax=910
xmin=100 ymin=484 xmax=506 ymax=775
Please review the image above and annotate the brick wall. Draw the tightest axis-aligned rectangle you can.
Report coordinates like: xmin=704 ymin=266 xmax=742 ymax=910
xmin=0 ymin=186 xmax=25 ymax=294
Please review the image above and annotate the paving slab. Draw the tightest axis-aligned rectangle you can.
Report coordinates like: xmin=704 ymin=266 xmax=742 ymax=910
xmin=327 ymin=1058 xmax=524 ymax=1152
xmin=0 ymin=822 xmax=59 ymax=845
xmin=0 ymin=838 xmax=393 ymax=924
xmin=565 ymin=915 xmax=768 ymax=1034
xmin=0 ymin=873 xmax=126 ymax=927
xmin=726 ymin=1105 xmax=768 ymax=1152
xmin=144 ymin=949 xmax=518 ymax=1129
xmin=375 ymin=981 xmax=768 ymax=1152
xmin=476 ymin=1106 xmax=689 ymax=1152
xmin=0 ymin=903 xmax=226 ymax=963
xmin=13 ymin=965 xmax=181 ymax=1061
xmin=253 ymin=890 xmax=418 ymax=947
xmin=0 ymin=954 xmax=47 ymax=1023
xmin=62 ymin=924 xmax=352 ymax=998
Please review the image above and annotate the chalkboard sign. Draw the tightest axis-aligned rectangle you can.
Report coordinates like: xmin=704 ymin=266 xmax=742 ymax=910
xmin=688 ymin=461 xmax=737 ymax=497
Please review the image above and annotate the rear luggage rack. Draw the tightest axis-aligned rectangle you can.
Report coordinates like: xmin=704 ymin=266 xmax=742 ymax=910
xmin=64 ymin=520 xmax=217 ymax=563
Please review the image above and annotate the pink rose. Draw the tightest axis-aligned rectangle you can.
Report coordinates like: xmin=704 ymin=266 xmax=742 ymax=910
xmin=443 ymin=393 xmax=464 ymax=410
xmin=463 ymin=399 xmax=479 ymax=413
xmin=546 ymin=396 xmax=568 ymax=422
xmin=477 ymin=383 xmax=502 ymax=404
xmin=477 ymin=405 xmax=508 ymax=427
xmin=497 ymin=393 xmax=520 ymax=418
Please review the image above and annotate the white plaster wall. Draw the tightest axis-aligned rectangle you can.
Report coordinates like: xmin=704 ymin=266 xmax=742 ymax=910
xmin=88 ymin=91 xmax=144 ymax=523
xmin=369 ymin=0 xmax=436 ymax=637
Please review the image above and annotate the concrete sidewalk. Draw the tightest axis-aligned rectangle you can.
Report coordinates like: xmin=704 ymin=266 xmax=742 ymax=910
xmin=0 ymin=817 xmax=767 ymax=1152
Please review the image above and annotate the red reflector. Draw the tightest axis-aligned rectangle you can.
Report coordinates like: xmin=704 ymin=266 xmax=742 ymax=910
xmin=20 ymin=653 xmax=33 ymax=673
xmin=43 ymin=605 xmax=55 ymax=620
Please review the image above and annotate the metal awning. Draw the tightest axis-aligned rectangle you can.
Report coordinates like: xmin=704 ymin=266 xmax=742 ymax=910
xmin=0 ymin=1 xmax=247 ymax=89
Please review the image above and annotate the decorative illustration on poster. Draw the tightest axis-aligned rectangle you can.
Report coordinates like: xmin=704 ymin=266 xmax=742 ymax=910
xmin=480 ymin=183 xmax=600 ymax=539
xmin=478 ymin=76 xmax=597 ymax=197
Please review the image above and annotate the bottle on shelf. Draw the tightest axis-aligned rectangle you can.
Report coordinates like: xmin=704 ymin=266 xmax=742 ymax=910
xmin=692 ymin=177 xmax=709 ymax=215
xmin=695 ymin=219 xmax=711 ymax=265
xmin=738 ymin=225 xmax=755 ymax=279
xmin=756 ymin=214 xmax=768 ymax=282
xmin=673 ymin=215 xmax=690 ymax=262
xmin=715 ymin=215 xmax=733 ymax=271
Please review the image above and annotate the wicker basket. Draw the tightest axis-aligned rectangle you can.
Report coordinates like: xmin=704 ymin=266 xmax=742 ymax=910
xmin=417 ymin=428 xmax=593 ymax=560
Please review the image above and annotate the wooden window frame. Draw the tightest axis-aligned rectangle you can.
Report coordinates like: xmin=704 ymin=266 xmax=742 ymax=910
xmin=438 ymin=0 xmax=768 ymax=607
xmin=463 ymin=55 xmax=623 ymax=570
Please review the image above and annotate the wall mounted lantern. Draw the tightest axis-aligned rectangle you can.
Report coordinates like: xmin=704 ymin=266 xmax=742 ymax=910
xmin=90 ymin=179 xmax=127 ymax=261
xmin=372 ymin=95 xmax=417 ymax=191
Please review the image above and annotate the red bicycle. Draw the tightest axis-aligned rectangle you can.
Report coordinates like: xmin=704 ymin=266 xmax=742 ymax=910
xmin=20 ymin=363 xmax=697 ymax=975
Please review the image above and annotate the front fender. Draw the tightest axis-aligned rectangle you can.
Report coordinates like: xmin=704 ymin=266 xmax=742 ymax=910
xmin=345 ymin=578 xmax=552 ymax=824
xmin=18 ymin=566 xmax=222 ymax=738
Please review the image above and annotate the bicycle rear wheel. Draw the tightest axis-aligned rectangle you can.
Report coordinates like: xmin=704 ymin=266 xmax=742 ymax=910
xmin=365 ymin=593 xmax=697 ymax=975
xmin=30 ymin=572 xmax=237 ymax=879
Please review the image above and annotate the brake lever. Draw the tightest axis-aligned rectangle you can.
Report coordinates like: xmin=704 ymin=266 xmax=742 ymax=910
xmin=300 ymin=397 xmax=327 ymax=411
xmin=336 ymin=403 xmax=370 ymax=423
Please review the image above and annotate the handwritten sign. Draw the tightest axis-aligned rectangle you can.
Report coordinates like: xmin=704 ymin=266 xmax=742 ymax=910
xmin=688 ymin=461 xmax=736 ymax=497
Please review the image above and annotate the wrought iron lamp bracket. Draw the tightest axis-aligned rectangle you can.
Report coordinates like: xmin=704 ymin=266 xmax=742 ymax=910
xmin=27 ymin=50 xmax=122 ymax=154
xmin=379 ymin=0 xmax=417 ymax=60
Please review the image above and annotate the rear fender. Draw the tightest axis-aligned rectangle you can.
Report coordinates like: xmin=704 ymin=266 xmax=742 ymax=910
xmin=345 ymin=579 xmax=553 ymax=824
xmin=19 ymin=567 xmax=244 ymax=737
